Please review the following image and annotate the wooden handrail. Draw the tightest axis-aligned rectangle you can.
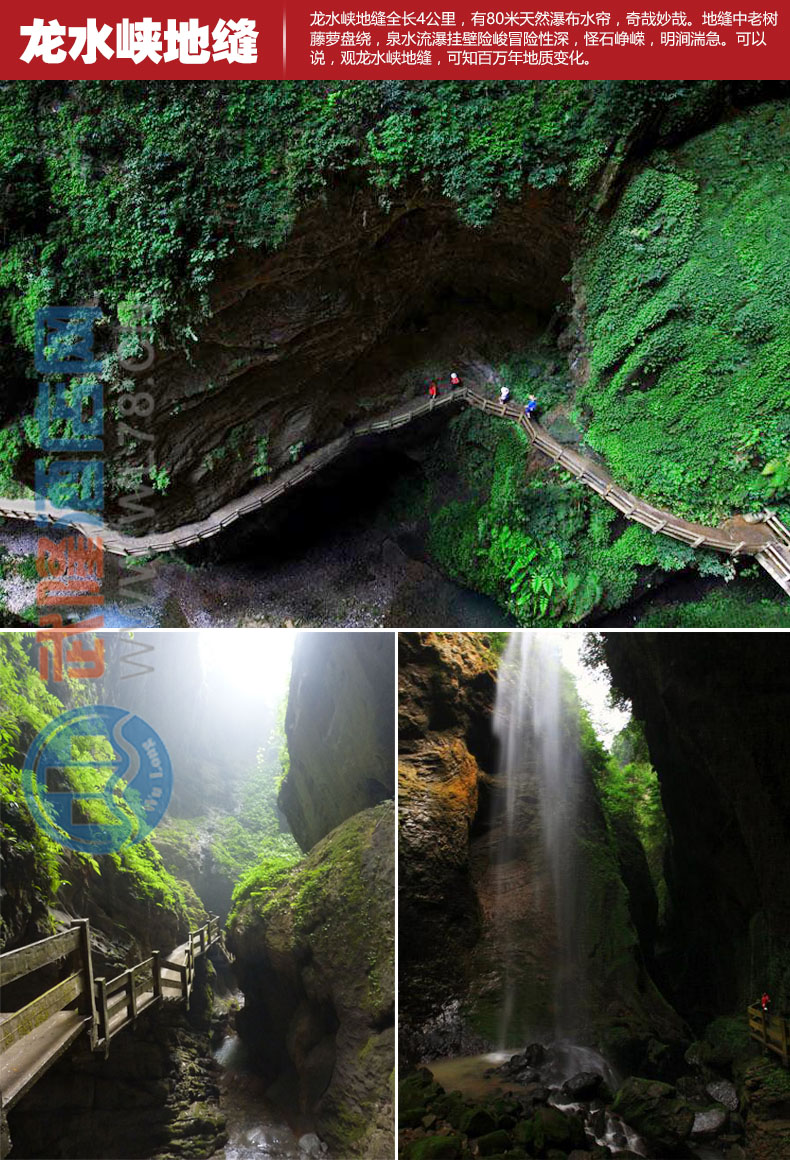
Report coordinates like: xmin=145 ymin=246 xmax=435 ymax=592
xmin=0 ymin=912 xmax=222 ymax=1109
xmin=0 ymin=972 xmax=84 ymax=1053
xmin=747 ymin=1005 xmax=790 ymax=1067
xmin=0 ymin=927 xmax=80 ymax=987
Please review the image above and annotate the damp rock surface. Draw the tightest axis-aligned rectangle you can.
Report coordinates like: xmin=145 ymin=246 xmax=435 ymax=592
xmin=228 ymin=802 xmax=395 ymax=1158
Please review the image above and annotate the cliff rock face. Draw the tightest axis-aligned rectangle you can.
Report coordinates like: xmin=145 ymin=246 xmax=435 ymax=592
xmin=398 ymin=633 xmax=499 ymax=1057
xmin=228 ymin=802 xmax=395 ymax=1158
xmin=279 ymin=632 xmax=395 ymax=851
xmin=601 ymin=633 xmax=790 ymax=1021
xmin=116 ymin=190 xmax=572 ymax=531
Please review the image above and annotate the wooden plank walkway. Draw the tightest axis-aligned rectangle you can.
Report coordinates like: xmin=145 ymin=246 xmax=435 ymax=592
xmin=748 ymin=1005 xmax=790 ymax=1067
xmin=0 ymin=383 xmax=788 ymax=597
xmin=0 ymin=914 xmax=220 ymax=1135
xmin=0 ymin=1010 xmax=89 ymax=1110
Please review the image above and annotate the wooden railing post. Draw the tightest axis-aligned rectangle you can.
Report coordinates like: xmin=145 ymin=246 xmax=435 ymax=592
xmin=96 ymin=978 xmax=110 ymax=1059
xmin=151 ymin=951 xmax=162 ymax=1001
xmin=72 ymin=918 xmax=98 ymax=1049
xmin=126 ymin=968 xmax=137 ymax=1021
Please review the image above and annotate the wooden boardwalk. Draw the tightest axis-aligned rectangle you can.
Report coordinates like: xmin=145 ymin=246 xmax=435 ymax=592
xmin=1 ymin=385 xmax=788 ymax=597
xmin=748 ymin=1005 xmax=790 ymax=1067
xmin=0 ymin=915 xmax=220 ymax=1130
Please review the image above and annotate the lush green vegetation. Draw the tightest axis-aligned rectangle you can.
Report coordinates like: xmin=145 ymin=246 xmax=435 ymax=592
xmin=602 ymin=719 xmax=667 ymax=907
xmin=418 ymin=99 xmax=790 ymax=625
xmin=421 ymin=385 xmax=732 ymax=625
xmin=638 ymin=584 xmax=790 ymax=627
xmin=0 ymin=80 xmax=735 ymax=353
xmin=0 ymin=634 xmax=192 ymax=945
xmin=154 ymin=692 xmax=299 ymax=901
xmin=577 ymin=101 xmax=790 ymax=526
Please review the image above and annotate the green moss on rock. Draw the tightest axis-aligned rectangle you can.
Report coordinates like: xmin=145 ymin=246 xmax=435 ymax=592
xmin=404 ymin=1135 xmax=464 ymax=1160
xmin=228 ymin=801 xmax=394 ymax=1157
xmin=612 ymin=1076 xmax=695 ymax=1156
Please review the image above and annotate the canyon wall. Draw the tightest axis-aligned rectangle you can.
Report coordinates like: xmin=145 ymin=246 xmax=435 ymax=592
xmin=110 ymin=190 xmax=573 ymax=531
xmin=280 ymin=631 xmax=396 ymax=851
xmin=601 ymin=632 xmax=790 ymax=1024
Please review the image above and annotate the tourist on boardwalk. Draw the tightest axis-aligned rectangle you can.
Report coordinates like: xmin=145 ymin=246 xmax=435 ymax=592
xmin=761 ymin=991 xmax=771 ymax=1021
xmin=449 ymin=371 xmax=462 ymax=388
xmin=499 ymin=385 xmax=510 ymax=404
xmin=428 ymin=380 xmax=438 ymax=399
xmin=524 ymin=394 xmax=538 ymax=418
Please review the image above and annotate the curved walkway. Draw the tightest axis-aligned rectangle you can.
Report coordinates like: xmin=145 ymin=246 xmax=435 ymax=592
xmin=1 ymin=386 xmax=788 ymax=596
xmin=0 ymin=914 xmax=220 ymax=1123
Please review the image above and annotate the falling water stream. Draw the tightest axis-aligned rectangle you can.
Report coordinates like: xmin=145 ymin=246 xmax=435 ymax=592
xmin=492 ymin=632 xmax=584 ymax=1047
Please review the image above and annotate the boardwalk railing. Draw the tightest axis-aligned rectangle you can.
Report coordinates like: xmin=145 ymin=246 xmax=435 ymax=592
xmin=747 ymin=1005 xmax=790 ymax=1067
xmin=0 ymin=915 xmax=221 ymax=1120
xmin=0 ymin=383 xmax=788 ymax=596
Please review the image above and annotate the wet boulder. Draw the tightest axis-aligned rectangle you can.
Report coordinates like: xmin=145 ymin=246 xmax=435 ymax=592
xmin=459 ymin=1107 xmax=496 ymax=1137
xmin=691 ymin=1106 xmax=728 ymax=1137
xmin=684 ymin=1039 xmax=733 ymax=1075
xmin=432 ymin=1092 xmax=468 ymax=1130
xmin=298 ymin=1133 xmax=328 ymax=1156
xmin=399 ymin=1106 xmax=428 ymax=1129
xmin=705 ymin=1079 xmax=738 ymax=1111
xmin=612 ymin=1077 xmax=695 ymax=1157
xmin=515 ymin=1106 xmax=587 ymax=1153
xmin=562 ymin=1071 xmax=605 ymax=1100
xmin=519 ymin=1084 xmax=552 ymax=1107
xmin=476 ymin=1128 xmax=513 ymax=1155
xmin=404 ymin=1135 xmax=464 ymax=1160
xmin=400 ymin=1070 xmax=445 ymax=1111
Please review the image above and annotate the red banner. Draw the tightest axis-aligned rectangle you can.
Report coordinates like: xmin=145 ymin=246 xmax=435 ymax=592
xmin=1 ymin=1 xmax=787 ymax=79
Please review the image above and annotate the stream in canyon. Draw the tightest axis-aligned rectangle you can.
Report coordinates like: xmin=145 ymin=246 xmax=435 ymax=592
xmin=213 ymin=1032 xmax=303 ymax=1160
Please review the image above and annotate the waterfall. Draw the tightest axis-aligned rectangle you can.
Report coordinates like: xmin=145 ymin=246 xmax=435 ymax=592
xmin=492 ymin=632 xmax=584 ymax=1048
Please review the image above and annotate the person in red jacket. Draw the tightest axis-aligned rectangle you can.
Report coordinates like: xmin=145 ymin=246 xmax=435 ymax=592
xmin=449 ymin=371 xmax=462 ymax=388
xmin=761 ymin=992 xmax=771 ymax=1021
xmin=428 ymin=380 xmax=438 ymax=399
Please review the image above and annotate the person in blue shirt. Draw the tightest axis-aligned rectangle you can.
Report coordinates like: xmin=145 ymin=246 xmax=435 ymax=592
xmin=525 ymin=394 xmax=538 ymax=418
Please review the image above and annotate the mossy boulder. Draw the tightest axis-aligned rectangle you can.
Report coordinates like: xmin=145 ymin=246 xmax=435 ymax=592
xmin=460 ymin=1107 xmax=497 ymax=1137
xmin=433 ymin=1091 xmax=469 ymax=1129
xmin=400 ymin=1070 xmax=445 ymax=1111
xmin=400 ymin=1105 xmax=429 ymax=1129
xmin=612 ymin=1076 xmax=695 ymax=1156
xmin=519 ymin=1105 xmax=586 ymax=1152
xmin=404 ymin=1135 xmax=464 ymax=1159
xmin=228 ymin=801 xmax=394 ymax=1157
xmin=477 ymin=1129 xmax=513 ymax=1155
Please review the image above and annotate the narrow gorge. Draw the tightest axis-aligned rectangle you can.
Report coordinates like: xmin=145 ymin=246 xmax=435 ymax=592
xmin=1 ymin=81 xmax=789 ymax=627
xmin=398 ymin=631 xmax=790 ymax=1160
xmin=0 ymin=630 xmax=395 ymax=1160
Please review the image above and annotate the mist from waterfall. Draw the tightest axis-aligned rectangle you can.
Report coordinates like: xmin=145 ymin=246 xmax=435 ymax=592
xmin=492 ymin=632 xmax=584 ymax=1048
